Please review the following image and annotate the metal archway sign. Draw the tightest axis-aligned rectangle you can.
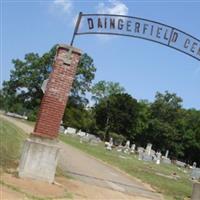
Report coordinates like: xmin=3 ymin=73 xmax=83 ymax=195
xmin=71 ymin=12 xmax=200 ymax=61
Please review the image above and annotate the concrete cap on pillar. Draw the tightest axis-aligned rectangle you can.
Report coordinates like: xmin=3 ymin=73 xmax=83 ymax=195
xmin=57 ymin=44 xmax=82 ymax=55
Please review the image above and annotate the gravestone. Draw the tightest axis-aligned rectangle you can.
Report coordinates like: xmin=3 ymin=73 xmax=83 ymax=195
xmin=156 ymin=151 xmax=162 ymax=165
xmin=193 ymin=162 xmax=197 ymax=168
xmin=106 ymin=143 xmax=112 ymax=150
xmin=191 ymin=168 xmax=200 ymax=180
xmin=145 ymin=143 xmax=152 ymax=156
xmin=109 ymin=137 xmax=113 ymax=147
xmin=77 ymin=130 xmax=86 ymax=137
xmin=162 ymin=150 xmax=171 ymax=164
xmin=162 ymin=157 xmax=171 ymax=164
xmin=137 ymin=147 xmax=144 ymax=160
xmin=130 ymin=144 xmax=136 ymax=153
xmin=123 ymin=140 xmax=130 ymax=154
xmin=116 ymin=144 xmax=123 ymax=152
xmin=80 ymin=135 xmax=90 ymax=143
xmin=165 ymin=150 xmax=169 ymax=158
xmin=142 ymin=143 xmax=153 ymax=161
xmin=64 ymin=127 xmax=76 ymax=135
xmin=176 ymin=160 xmax=186 ymax=168
xmin=105 ymin=138 xmax=113 ymax=150
xmin=143 ymin=154 xmax=152 ymax=162
xmin=137 ymin=147 xmax=144 ymax=154
xmin=19 ymin=45 xmax=82 ymax=183
xmin=125 ymin=140 xmax=130 ymax=148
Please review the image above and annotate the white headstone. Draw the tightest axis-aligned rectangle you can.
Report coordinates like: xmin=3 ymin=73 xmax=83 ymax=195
xmin=125 ymin=140 xmax=130 ymax=149
xmin=165 ymin=150 xmax=169 ymax=158
xmin=156 ymin=151 xmax=162 ymax=165
xmin=109 ymin=137 xmax=113 ymax=147
xmin=77 ymin=130 xmax=86 ymax=137
xmin=64 ymin=127 xmax=76 ymax=135
xmin=145 ymin=143 xmax=152 ymax=156
xmin=130 ymin=144 xmax=136 ymax=153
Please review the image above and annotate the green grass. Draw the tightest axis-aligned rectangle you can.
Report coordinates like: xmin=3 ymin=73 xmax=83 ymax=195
xmin=60 ymin=134 xmax=193 ymax=200
xmin=0 ymin=118 xmax=27 ymax=169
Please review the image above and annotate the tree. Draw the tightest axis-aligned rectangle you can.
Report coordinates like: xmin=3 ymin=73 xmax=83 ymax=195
xmin=95 ymin=93 xmax=138 ymax=141
xmin=0 ymin=90 xmax=5 ymax=110
xmin=71 ymin=52 xmax=96 ymax=102
xmin=2 ymin=45 xmax=96 ymax=120
xmin=144 ymin=91 xmax=184 ymax=157
xmin=151 ymin=91 xmax=182 ymax=124
xmin=63 ymin=97 xmax=96 ymax=133
xmin=134 ymin=100 xmax=151 ymax=144
xmin=179 ymin=109 xmax=200 ymax=164
xmin=91 ymin=81 xmax=125 ymax=104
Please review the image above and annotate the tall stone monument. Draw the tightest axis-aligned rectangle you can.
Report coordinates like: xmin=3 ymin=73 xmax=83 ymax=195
xmin=18 ymin=44 xmax=82 ymax=183
xmin=145 ymin=143 xmax=152 ymax=156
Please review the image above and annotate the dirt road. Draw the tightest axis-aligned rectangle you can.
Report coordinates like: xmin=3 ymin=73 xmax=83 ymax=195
xmin=0 ymin=114 xmax=163 ymax=200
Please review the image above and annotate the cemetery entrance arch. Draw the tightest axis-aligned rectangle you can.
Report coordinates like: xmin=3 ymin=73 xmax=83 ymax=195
xmin=71 ymin=12 xmax=200 ymax=61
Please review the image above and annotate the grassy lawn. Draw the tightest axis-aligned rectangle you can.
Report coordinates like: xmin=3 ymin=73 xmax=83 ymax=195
xmin=0 ymin=117 xmax=27 ymax=169
xmin=60 ymin=134 xmax=193 ymax=200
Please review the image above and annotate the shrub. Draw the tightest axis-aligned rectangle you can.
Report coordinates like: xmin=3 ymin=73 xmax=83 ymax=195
xmin=109 ymin=132 xmax=125 ymax=145
xmin=97 ymin=130 xmax=106 ymax=141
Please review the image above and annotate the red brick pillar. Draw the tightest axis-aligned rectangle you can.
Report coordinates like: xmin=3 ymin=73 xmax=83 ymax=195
xmin=33 ymin=44 xmax=82 ymax=138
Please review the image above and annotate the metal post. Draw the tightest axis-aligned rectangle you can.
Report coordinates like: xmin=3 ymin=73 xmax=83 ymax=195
xmin=70 ymin=12 xmax=82 ymax=46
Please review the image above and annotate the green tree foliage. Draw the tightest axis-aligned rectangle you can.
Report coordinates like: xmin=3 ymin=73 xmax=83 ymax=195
xmin=134 ymin=100 xmax=151 ymax=142
xmin=71 ymin=52 xmax=96 ymax=101
xmin=140 ymin=91 xmax=200 ymax=164
xmin=151 ymin=91 xmax=182 ymax=124
xmin=142 ymin=91 xmax=184 ymax=157
xmin=63 ymin=97 xmax=96 ymax=133
xmin=91 ymin=80 xmax=125 ymax=103
xmin=95 ymin=93 xmax=138 ymax=141
xmin=2 ymin=45 xmax=96 ymax=119
xmin=179 ymin=109 xmax=200 ymax=163
xmin=0 ymin=90 xmax=5 ymax=109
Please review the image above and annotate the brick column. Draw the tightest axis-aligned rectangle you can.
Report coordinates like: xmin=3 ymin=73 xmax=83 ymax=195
xmin=19 ymin=44 xmax=82 ymax=183
xmin=33 ymin=44 xmax=82 ymax=138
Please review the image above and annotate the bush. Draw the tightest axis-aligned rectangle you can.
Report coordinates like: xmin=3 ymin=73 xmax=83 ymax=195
xmin=97 ymin=130 xmax=106 ymax=141
xmin=109 ymin=132 xmax=125 ymax=145
xmin=27 ymin=110 xmax=37 ymax=121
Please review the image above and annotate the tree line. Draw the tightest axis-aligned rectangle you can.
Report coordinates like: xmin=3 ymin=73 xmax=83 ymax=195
xmin=0 ymin=45 xmax=200 ymax=166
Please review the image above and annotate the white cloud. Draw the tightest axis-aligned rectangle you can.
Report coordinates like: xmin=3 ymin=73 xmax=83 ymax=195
xmin=97 ymin=0 xmax=128 ymax=15
xmin=95 ymin=0 xmax=128 ymax=41
xmin=52 ymin=0 xmax=72 ymax=14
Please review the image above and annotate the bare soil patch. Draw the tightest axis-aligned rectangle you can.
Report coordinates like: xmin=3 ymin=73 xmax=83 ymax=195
xmin=1 ymin=173 xmax=151 ymax=200
xmin=0 ymin=185 xmax=25 ymax=200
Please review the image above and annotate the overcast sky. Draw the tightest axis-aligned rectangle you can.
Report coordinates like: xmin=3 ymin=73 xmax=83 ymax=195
xmin=1 ymin=0 xmax=200 ymax=109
